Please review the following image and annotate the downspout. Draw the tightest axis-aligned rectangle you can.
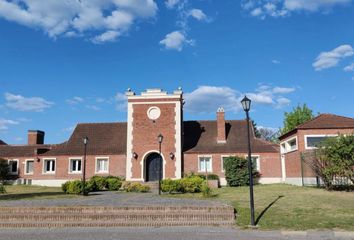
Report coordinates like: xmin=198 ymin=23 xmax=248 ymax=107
xmin=300 ymin=152 xmax=305 ymax=187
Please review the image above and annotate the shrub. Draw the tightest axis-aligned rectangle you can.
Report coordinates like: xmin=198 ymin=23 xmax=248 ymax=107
xmin=196 ymin=174 xmax=219 ymax=181
xmin=122 ymin=182 xmax=150 ymax=193
xmin=0 ymin=159 xmax=9 ymax=184
xmin=62 ymin=180 xmax=92 ymax=194
xmin=180 ymin=176 xmax=204 ymax=193
xmin=106 ymin=178 xmax=122 ymax=191
xmin=89 ymin=176 xmax=107 ymax=191
xmin=201 ymin=181 xmax=212 ymax=197
xmin=161 ymin=179 xmax=183 ymax=193
xmin=224 ymin=156 xmax=258 ymax=187
xmin=0 ymin=184 xmax=6 ymax=194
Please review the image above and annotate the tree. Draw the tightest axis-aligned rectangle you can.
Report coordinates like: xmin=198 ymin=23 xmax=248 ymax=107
xmin=252 ymin=120 xmax=261 ymax=138
xmin=281 ymin=104 xmax=314 ymax=134
xmin=0 ymin=158 xmax=9 ymax=183
xmin=258 ymin=127 xmax=281 ymax=143
xmin=223 ymin=156 xmax=259 ymax=187
xmin=303 ymin=135 xmax=354 ymax=190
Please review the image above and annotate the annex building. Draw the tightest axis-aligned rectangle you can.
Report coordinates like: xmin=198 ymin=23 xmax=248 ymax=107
xmin=0 ymin=88 xmax=282 ymax=186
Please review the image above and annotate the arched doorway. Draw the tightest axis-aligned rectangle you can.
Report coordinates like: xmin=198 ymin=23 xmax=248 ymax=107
xmin=145 ymin=152 xmax=162 ymax=182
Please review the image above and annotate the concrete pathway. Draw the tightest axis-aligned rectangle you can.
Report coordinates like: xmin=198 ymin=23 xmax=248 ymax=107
xmin=0 ymin=227 xmax=353 ymax=240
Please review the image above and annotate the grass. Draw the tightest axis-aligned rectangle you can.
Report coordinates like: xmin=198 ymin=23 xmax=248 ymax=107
xmin=0 ymin=185 xmax=77 ymax=201
xmin=164 ymin=184 xmax=354 ymax=231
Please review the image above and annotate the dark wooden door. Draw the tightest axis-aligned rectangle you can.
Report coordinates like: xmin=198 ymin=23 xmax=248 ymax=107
xmin=146 ymin=153 xmax=162 ymax=182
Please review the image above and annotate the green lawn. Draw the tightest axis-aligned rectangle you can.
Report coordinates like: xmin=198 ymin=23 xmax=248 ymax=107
xmin=164 ymin=184 xmax=354 ymax=231
xmin=0 ymin=185 xmax=77 ymax=201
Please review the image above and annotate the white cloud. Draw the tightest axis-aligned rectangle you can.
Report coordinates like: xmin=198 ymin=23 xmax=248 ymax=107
xmin=115 ymin=92 xmax=127 ymax=111
xmin=272 ymin=59 xmax=280 ymax=64
xmin=313 ymin=44 xmax=354 ymax=71
xmin=242 ymin=0 xmax=350 ymax=18
xmin=165 ymin=0 xmax=181 ymax=9
xmin=66 ymin=96 xmax=84 ymax=105
xmin=4 ymin=93 xmax=54 ymax=112
xmin=91 ymin=30 xmax=120 ymax=44
xmin=184 ymin=84 xmax=295 ymax=114
xmin=344 ymin=62 xmax=354 ymax=72
xmin=0 ymin=119 xmax=19 ymax=130
xmin=188 ymin=9 xmax=207 ymax=21
xmin=159 ymin=30 xmax=194 ymax=51
xmin=85 ymin=105 xmax=100 ymax=111
xmin=272 ymin=87 xmax=295 ymax=94
xmin=0 ymin=0 xmax=157 ymax=42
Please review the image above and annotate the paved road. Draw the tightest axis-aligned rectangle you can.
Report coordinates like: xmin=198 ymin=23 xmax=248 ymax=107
xmin=0 ymin=227 xmax=353 ymax=240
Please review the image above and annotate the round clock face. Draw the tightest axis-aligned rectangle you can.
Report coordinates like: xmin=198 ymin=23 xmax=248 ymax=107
xmin=147 ymin=106 xmax=161 ymax=120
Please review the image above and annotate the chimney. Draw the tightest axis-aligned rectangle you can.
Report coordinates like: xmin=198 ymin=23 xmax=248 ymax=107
xmin=217 ymin=107 xmax=226 ymax=144
xmin=28 ymin=130 xmax=45 ymax=145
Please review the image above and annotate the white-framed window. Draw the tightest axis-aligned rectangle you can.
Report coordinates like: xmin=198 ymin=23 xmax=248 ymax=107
xmin=221 ymin=155 xmax=234 ymax=172
xmin=96 ymin=157 xmax=109 ymax=173
xmin=25 ymin=159 xmax=34 ymax=175
xmin=8 ymin=159 xmax=19 ymax=175
xmin=280 ymin=136 xmax=298 ymax=153
xmin=69 ymin=158 xmax=82 ymax=173
xmin=43 ymin=159 xmax=56 ymax=174
xmin=245 ymin=155 xmax=261 ymax=171
xmin=198 ymin=156 xmax=212 ymax=173
xmin=304 ymin=134 xmax=337 ymax=149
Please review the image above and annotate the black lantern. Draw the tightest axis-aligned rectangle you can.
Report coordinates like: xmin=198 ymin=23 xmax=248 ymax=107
xmin=241 ymin=96 xmax=251 ymax=112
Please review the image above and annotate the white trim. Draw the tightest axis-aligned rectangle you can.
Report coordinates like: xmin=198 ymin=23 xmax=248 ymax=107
xmin=281 ymin=154 xmax=286 ymax=182
xmin=147 ymin=106 xmax=161 ymax=120
xmin=128 ymin=101 xmax=182 ymax=105
xmin=284 ymin=177 xmax=318 ymax=186
xmin=141 ymin=150 xmax=166 ymax=181
xmin=257 ymin=177 xmax=282 ymax=184
xmin=174 ymin=100 xmax=182 ymax=179
xmin=220 ymin=155 xmax=235 ymax=173
xmin=244 ymin=154 xmax=261 ymax=171
xmin=126 ymin=102 xmax=134 ymax=181
xmin=68 ymin=157 xmax=83 ymax=174
xmin=198 ymin=155 xmax=213 ymax=173
xmin=280 ymin=136 xmax=298 ymax=154
xmin=95 ymin=157 xmax=109 ymax=174
xmin=220 ymin=177 xmax=227 ymax=186
xmin=304 ymin=134 xmax=338 ymax=150
xmin=24 ymin=159 xmax=34 ymax=175
xmin=127 ymin=95 xmax=182 ymax=100
xmin=8 ymin=159 xmax=19 ymax=175
xmin=42 ymin=158 xmax=56 ymax=174
xmin=31 ymin=179 xmax=68 ymax=187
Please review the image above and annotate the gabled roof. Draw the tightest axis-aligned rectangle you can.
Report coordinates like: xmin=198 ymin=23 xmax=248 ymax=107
xmin=279 ymin=114 xmax=354 ymax=140
xmin=41 ymin=122 xmax=127 ymax=156
xmin=0 ymin=145 xmax=51 ymax=158
xmin=0 ymin=140 xmax=6 ymax=145
xmin=183 ymin=120 xmax=279 ymax=153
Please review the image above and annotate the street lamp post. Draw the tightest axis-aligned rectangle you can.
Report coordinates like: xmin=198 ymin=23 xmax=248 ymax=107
xmin=83 ymin=136 xmax=89 ymax=196
xmin=158 ymin=134 xmax=163 ymax=195
xmin=241 ymin=96 xmax=255 ymax=226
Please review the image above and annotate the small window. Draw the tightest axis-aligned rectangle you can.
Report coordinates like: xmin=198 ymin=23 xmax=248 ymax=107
xmin=96 ymin=158 xmax=108 ymax=173
xmin=199 ymin=156 xmax=212 ymax=172
xmin=44 ymin=159 xmax=55 ymax=173
xmin=25 ymin=160 xmax=34 ymax=174
xmin=70 ymin=159 xmax=82 ymax=173
xmin=306 ymin=136 xmax=333 ymax=148
xmin=288 ymin=138 xmax=297 ymax=151
xmin=251 ymin=156 xmax=260 ymax=171
xmin=8 ymin=160 xmax=18 ymax=174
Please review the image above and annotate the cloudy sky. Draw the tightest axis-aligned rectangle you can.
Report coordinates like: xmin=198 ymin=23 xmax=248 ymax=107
xmin=0 ymin=0 xmax=354 ymax=144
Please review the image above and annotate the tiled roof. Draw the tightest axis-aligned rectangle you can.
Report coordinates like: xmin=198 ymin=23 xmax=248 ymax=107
xmin=279 ymin=114 xmax=354 ymax=140
xmin=41 ymin=122 xmax=127 ymax=156
xmin=183 ymin=120 xmax=279 ymax=153
xmin=1 ymin=120 xmax=279 ymax=158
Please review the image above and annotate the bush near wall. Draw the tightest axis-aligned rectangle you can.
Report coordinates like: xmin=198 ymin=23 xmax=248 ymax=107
xmin=62 ymin=176 xmax=123 ymax=194
xmin=122 ymin=182 xmax=150 ymax=193
xmin=62 ymin=180 xmax=93 ymax=195
xmin=161 ymin=175 xmax=204 ymax=193
xmin=223 ymin=156 xmax=259 ymax=187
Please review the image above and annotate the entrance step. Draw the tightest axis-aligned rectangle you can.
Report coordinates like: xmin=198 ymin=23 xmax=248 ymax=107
xmin=0 ymin=206 xmax=235 ymax=228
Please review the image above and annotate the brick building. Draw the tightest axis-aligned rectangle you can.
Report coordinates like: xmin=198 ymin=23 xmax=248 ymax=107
xmin=0 ymin=88 xmax=281 ymax=186
xmin=279 ymin=114 xmax=354 ymax=186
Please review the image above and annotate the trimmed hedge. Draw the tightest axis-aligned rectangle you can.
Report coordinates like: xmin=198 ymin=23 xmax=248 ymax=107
xmin=62 ymin=176 xmax=124 ymax=194
xmin=122 ymin=182 xmax=150 ymax=192
xmin=0 ymin=184 xmax=6 ymax=194
xmin=62 ymin=180 xmax=93 ymax=195
xmin=161 ymin=175 xmax=204 ymax=193
xmin=223 ymin=156 xmax=258 ymax=187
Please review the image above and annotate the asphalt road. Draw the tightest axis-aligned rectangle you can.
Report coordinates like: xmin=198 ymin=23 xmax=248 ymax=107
xmin=0 ymin=227 xmax=353 ymax=240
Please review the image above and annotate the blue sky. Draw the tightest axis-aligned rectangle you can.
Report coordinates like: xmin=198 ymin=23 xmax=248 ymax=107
xmin=0 ymin=0 xmax=354 ymax=144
